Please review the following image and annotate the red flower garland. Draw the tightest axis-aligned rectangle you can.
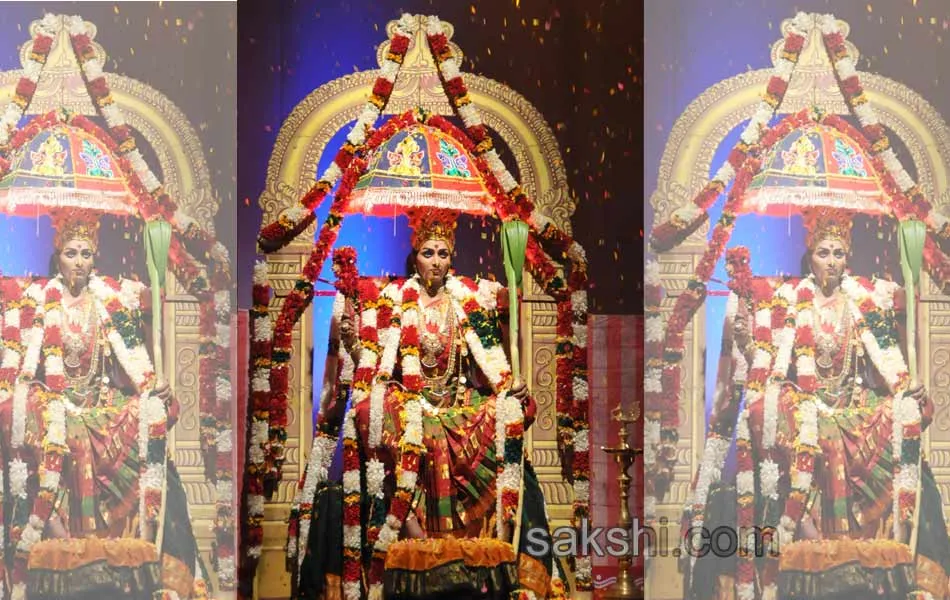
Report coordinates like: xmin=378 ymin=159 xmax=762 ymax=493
xmin=0 ymin=25 xmax=233 ymax=589
xmin=646 ymin=108 xmax=814 ymax=501
xmin=256 ymin=94 xmax=590 ymax=591
xmin=332 ymin=247 xmax=360 ymax=298
xmin=10 ymin=284 xmax=69 ymax=594
xmin=256 ymin=23 xmax=416 ymax=254
xmin=648 ymin=21 xmax=808 ymax=253
xmin=818 ymin=24 xmax=950 ymax=287
xmin=0 ymin=24 xmax=54 ymax=166
xmin=70 ymin=25 xmax=237 ymax=585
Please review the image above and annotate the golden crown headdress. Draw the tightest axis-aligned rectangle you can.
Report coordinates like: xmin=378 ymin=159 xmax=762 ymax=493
xmin=51 ymin=208 xmax=101 ymax=253
xmin=408 ymin=209 xmax=458 ymax=251
xmin=803 ymin=207 xmax=852 ymax=251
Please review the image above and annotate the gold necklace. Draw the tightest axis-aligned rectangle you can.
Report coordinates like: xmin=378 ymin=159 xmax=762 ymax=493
xmin=421 ymin=299 xmax=458 ymax=402
xmin=63 ymin=293 xmax=103 ymax=395
xmin=420 ymin=298 xmax=450 ymax=369
xmin=813 ymin=295 xmax=855 ymax=397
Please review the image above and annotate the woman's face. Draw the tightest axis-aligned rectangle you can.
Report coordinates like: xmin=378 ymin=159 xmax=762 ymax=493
xmin=415 ymin=239 xmax=451 ymax=288
xmin=809 ymin=238 xmax=847 ymax=289
xmin=58 ymin=238 xmax=95 ymax=292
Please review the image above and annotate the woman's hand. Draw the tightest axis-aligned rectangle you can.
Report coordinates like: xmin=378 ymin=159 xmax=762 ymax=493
xmin=800 ymin=514 xmax=821 ymax=541
xmin=155 ymin=382 xmax=172 ymax=404
xmin=510 ymin=377 xmax=536 ymax=429
xmin=403 ymin=513 xmax=425 ymax=539
xmin=510 ymin=378 xmax=528 ymax=401
xmin=47 ymin=513 xmax=70 ymax=539
xmin=908 ymin=384 xmax=934 ymax=430
xmin=154 ymin=382 xmax=179 ymax=425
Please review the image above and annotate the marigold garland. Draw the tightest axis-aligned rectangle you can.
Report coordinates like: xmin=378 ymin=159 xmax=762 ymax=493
xmin=249 ymin=13 xmax=592 ymax=594
xmin=648 ymin=12 xmax=811 ymax=253
xmin=0 ymin=16 xmax=237 ymax=589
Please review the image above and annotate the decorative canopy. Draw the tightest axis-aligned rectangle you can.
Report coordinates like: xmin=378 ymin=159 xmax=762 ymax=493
xmin=0 ymin=120 xmax=135 ymax=217
xmin=346 ymin=122 xmax=493 ymax=217
xmin=742 ymin=122 xmax=885 ymax=216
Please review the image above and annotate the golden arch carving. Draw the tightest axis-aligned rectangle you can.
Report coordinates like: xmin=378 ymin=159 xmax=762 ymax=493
xmin=0 ymin=13 xmax=222 ymax=569
xmin=648 ymin=16 xmax=950 ymax=600
xmin=256 ymin=15 xmax=574 ymax=599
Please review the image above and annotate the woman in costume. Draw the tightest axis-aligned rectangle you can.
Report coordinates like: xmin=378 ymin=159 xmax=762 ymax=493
xmin=294 ymin=210 xmax=563 ymax=600
xmin=684 ymin=208 xmax=950 ymax=599
xmin=0 ymin=210 xmax=208 ymax=599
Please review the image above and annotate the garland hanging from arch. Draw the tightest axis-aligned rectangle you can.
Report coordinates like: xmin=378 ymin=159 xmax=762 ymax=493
xmin=0 ymin=15 xmax=235 ymax=592
xmin=246 ymin=12 xmax=592 ymax=594
xmin=644 ymin=10 xmax=950 ymax=567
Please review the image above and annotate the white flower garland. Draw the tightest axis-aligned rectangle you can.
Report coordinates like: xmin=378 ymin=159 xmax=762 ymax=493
xmin=12 ymin=283 xmax=46 ymax=449
xmin=779 ymin=397 xmax=818 ymax=548
xmin=643 ymin=419 xmax=660 ymax=476
xmin=444 ymin=276 xmax=512 ymax=391
xmin=571 ymin=277 xmax=591 ymax=561
xmin=1 ymin=285 xmax=30 ymax=459
xmin=645 ymin=311 xmax=663 ymax=345
xmin=366 ymin=458 xmax=386 ymax=498
xmin=397 ymin=277 xmax=425 ymax=388
xmin=368 ymin=396 xmax=422 ymax=600
xmin=0 ymin=14 xmax=61 ymax=145
xmin=644 ymin=366 xmax=662 ymax=395
xmin=8 ymin=459 xmax=27 ymax=500
xmin=573 ymin=556 xmax=592 ymax=589
xmin=271 ymin=14 xmax=418 ymax=235
xmin=761 ymin=380 xmax=782 ymax=451
xmin=137 ymin=388 xmax=166 ymax=539
xmin=249 ymin=260 xmax=273 ymax=538
xmin=367 ymin=284 xmax=401 ymax=448
xmin=87 ymin=276 xmax=154 ymax=391
xmin=662 ymin=12 xmax=812 ymax=222
xmin=685 ymin=429 xmax=735 ymax=587
xmin=66 ymin=16 xmax=162 ymax=193
xmin=17 ymin=281 xmax=69 ymax=554
xmin=426 ymin=13 xmax=589 ymax=279
xmin=291 ymin=433 xmax=339 ymax=568
xmin=891 ymin=389 xmax=921 ymax=538
xmin=0 ymin=304 xmax=23 ymax=390
xmin=771 ymin=285 xmax=798 ymax=380
xmin=817 ymin=12 xmax=950 ymax=234
xmin=760 ymin=458 xmax=780 ymax=501
xmin=350 ymin=286 xmax=383 ymax=419
xmin=840 ymin=277 xmax=907 ymax=391
xmin=571 ymin=289 xmax=588 ymax=319
xmin=644 ymin=263 xmax=664 ymax=529
xmin=341 ymin=409 xmax=363 ymax=600
xmin=692 ymin=435 xmax=732 ymax=511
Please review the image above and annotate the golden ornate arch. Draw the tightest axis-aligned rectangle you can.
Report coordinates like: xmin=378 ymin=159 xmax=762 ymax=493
xmin=648 ymin=15 xmax=950 ymax=600
xmin=0 ymin=13 xmax=223 ymax=567
xmin=255 ymin=15 xmax=574 ymax=598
